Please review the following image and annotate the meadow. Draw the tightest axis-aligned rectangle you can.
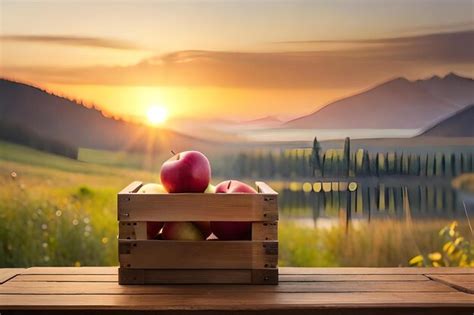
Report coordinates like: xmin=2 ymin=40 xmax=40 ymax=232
xmin=0 ymin=141 xmax=471 ymax=268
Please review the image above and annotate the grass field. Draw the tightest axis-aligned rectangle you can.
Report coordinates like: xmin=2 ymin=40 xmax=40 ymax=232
xmin=0 ymin=141 xmax=157 ymax=267
xmin=1 ymin=141 xmax=470 ymax=267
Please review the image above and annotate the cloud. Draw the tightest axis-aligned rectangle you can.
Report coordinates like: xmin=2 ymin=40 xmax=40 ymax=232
xmin=0 ymin=35 xmax=139 ymax=50
xmin=3 ymin=31 xmax=473 ymax=89
xmin=275 ymin=30 xmax=473 ymax=47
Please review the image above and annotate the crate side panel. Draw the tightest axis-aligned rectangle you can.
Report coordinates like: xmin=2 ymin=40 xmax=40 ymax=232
xmin=119 ymin=240 xmax=278 ymax=269
xmin=118 ymin=194 xmax=278 ymax=222
xmin=252 ymin=222 xmax=278 ymax=241
xmin=119 ymin=222 xmax=148 ymax=240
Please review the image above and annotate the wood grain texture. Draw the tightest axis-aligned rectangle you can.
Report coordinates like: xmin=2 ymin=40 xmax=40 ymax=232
xmin=21 ymin=267 xmax=118 ymax=275
xmin=281 ymin=267 xmax=474 ymax=275
xmin=11 ymin=273 xmax=429 ymax=283
xmin=118 ymin=193 xmax=278 ymax=222
xmin=1 ymin=267 xmax=474 ymax=314
xmin=119 ymin=268 xmax=278 ymax=285
xmin=1 ymin=292 xmax=473 ymax=309
xmin=0 ymin=279 xmax=456 ymax=294
xmin=11 ymin=275 xmax=117 ymax=282
xmin=118 ymin=181 xmax=278 ymax=222
xmin=119 ymin=222 xmax=148 ymax=240
xmin=256 ymin=182 xmax=278 ymax=195
xmin=118 ymin=181 xmax=143 ymax=194
xmin=428 ymin=274 xmax=474 ymax=294
xmin=251 ymin=221 xmax=278 ymax=241
xmin=279 ymin=274 xmax=430 ymax=282
xmin=119 ymin=240 xmax=278 ymax=269
xmin=0 ymin=268 xmax=24 ymax=284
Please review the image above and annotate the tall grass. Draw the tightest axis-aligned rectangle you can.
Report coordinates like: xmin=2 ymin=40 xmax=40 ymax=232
xmin=278 ymin=219 xmax=471 ymax=267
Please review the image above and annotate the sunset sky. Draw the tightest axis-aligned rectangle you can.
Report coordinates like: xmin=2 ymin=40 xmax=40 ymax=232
xmin=1 ymin=0 xmax=473 ymax=124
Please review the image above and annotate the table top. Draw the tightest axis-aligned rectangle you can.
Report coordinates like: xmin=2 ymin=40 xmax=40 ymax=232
xmin=1 ymin=267 xmax=473 ymax=314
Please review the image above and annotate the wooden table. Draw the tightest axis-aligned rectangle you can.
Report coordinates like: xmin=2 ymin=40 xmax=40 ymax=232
xmin=1 ymin=267 xmax=473 ymax=314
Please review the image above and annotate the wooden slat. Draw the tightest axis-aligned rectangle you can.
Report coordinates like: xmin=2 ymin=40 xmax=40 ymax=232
xmin=256 ymin=181 xmax=278 ymax=195
xmin=118 ymin=193 xmax=278 ymax=222
xmin=0 ymin=279 xmax=456 ymax=295
xmin=119 ymin=268 xmax=278 ymax=285
xmin=251 ymin=221 xmax=278 ymax=241
xmin=12 ymin=275 xmax=117 ymax=282
xmin=279 ymin=274 xmax=429 ymax=282
xmin=118 ymin=222 xmax=148 ymax=240
xmin=17 ymin=267 xmax=474 ymax=276
xmin=118 ymin=181 xmax=143 ymax=194
xmin=2 ymin=267 xmax=474 ymax=314
xmin=280 ymin=267 xmax=474 ymax=275
xmin=428 ymin=274 xmax=474 ymax=294
xmin=119 ymin=240 xmax=278 ymax=269
xmin=0 ymin=292 xmax=473 ymax=309
xmin=0 ymin=268 xmax=24 ymax=284
xmin=11 ymin=273 xmax=429 ymax=283
xmin=21 ymin=267 xmax=117 ymax=275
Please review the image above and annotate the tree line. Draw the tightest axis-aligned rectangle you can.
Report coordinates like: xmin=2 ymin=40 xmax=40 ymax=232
xmin=215 ymin=137 xmax=474 ymax=179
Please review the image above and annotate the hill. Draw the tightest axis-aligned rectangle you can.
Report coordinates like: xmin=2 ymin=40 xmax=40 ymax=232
xmin=284 ymin=73 xmax=474 ymax=129
xmin=0 ymin=79 xmax=217 ymax=154
xmin=420 ymin=104 xmax=474 ymax=137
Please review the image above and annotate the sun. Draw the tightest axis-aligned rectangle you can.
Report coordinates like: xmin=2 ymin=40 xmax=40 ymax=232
xmin=146 ymin=105 xmax=168 ymax=126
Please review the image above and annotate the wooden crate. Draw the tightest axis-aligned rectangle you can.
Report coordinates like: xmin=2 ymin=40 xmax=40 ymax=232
xmin=117 ymin=181 xmax=278 ymax=285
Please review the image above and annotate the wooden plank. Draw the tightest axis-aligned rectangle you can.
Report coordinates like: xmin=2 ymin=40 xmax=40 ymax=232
xmin=118 ymin=181 xmax=143 ymax=194
xmin=279 ymin=274 xmax=429 ymax=282
xmin=251 ymin=221 xmax=278 ymax=241
xmin=256 ymin=181 xmax=278 ymax=195
xmin=118 ymin=222 xmax=148 ymax=240
xmin=11 ymin=273 xmax=428 ymax=283
xmin=0 ymin=268 xmax=24 ymax=284
xmin=118 ymin=193 xmax=278 ymax=222
xmin=428 ymin=274 xmax=474 ymax=294
xmin=0 ymin=292 xmax=473 ymax=310
xmin=119 ymin=240 xmax=278 ymax=269
xmin=0 ymin=279 xmax=455 ymax=295
xmin=119 ymin=268 xmax=278 ymax=285
xmin=12 ymin=275 xmax=117 ymax=282
xmin=21 ymin=267 xmax=118 ymax=275
xmin=17 ymin=267 xmax=474 ymax=276
xmin=280 ymin=267 xmax=474 ymax=275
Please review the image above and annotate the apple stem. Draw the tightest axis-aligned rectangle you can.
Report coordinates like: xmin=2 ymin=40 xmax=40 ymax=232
xmin=170 ymin=150 xmax=176 ymax=156
xmin=227 ymin=180 xmax=232 ymax=189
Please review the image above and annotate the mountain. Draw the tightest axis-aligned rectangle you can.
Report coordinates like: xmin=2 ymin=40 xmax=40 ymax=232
xmin=420 ymin=104 xmax=474 ymax=137
xmin=240 ymin=116 xmax=282 ymax=128
xmin=0 ymin=79 xmax=217 ymax=154
xmin=284 ymin=73 xmax=474 ymax=130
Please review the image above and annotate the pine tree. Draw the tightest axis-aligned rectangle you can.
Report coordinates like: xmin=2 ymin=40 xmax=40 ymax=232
xmin=310 ymin=137 xmax=322 ymax=177
xmin=343 ymin=137 xmax=350 ymax=177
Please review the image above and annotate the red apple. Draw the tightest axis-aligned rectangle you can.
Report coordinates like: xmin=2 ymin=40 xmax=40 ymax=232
xmin=147 ymin=222 xmax=164 ymax=239
xmin=215 ymin=180 xmax=257 ymax=194
xmin=162 ymin=222 xmax=205 ymax=240
xmin=160 ymin=151 xmax=211 ymax=193
xmin=211 ymin=180 xmax=257 ymax=240
xmin=193 ymin=221 xmax=212 ymax=239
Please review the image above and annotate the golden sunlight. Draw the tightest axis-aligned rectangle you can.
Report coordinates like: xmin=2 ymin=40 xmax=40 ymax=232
xmin=146 ymin=105 xmax=168 ymax=126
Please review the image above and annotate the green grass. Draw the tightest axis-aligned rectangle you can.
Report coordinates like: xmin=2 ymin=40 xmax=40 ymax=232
xmin=0 ymin=141 xmax=158 ymax=267
xmin=279 ymin=219 xmax=472 ymax=267
xmin=78 ymin=147 xmax=147 ymax=170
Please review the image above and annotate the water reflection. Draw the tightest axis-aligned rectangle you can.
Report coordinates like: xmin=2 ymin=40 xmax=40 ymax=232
xmin=279 ymin=179 xmax=465 ymax=226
